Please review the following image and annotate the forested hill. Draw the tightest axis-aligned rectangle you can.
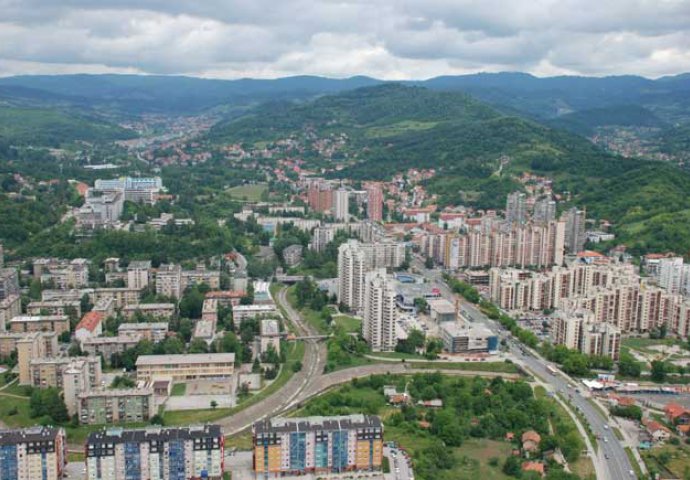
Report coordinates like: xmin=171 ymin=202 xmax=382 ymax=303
xmin=0 ymin=107 xmax=136 ymax=147
xmin=209 ymin=83 xmax=690 ymax=255
xmin=209 ymin=83 xmax=640 ymax=181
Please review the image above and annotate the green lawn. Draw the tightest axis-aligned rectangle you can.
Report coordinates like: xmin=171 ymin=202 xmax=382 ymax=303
xmin=365 ymin=120 xmax=438 ymax=139
xmin=226 ymin=183 xmax=268 ymax=202
xmin=642 ymin=443 xmax=690 ymax=479
xmin=407 ymin=361 xmax=521 ymax=374
xmin=622 ymin=337 xmax=686 ymax=355
xmin=225 ymin=431 xmax=253 ymax=450
xmin=332 ymin=315 xmax=361 ymax=334
xmin=171 ymin=383 xmax=187 ymax=396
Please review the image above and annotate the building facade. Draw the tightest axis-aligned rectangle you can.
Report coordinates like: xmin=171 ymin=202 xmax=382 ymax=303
xmin=0 ymin=427 xmax=66 ymax=480
xmin=253 ymin=415 xmax=383 ymax=475
xmin=135 ymin=353 xmax=235 ymax=382
xmin=362 ymin=269 xmax=397 ymax=352
xmin=86 ymin=425 xmax=224 ymax=480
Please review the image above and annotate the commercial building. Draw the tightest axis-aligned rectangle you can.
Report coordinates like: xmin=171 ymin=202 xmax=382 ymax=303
xmin=94 ymin=176 xmax=164 ymax=204
xmin=253 ymin=415 xmax=383 ymax=475
xmin=86 ymin=425 xmax=224 ymax=480
xmin=440 ymin=323 xmax=498 ymax=354
xmin=0 ymin=427 xmax=66 ymax=480
xmin=78 ymin=388 xmax=155 ymax=425
xmin=135 ymin=353 xmax=235 ymax=382
xmin=123 ymin=303 xmax=175 ymax=320
xmin=118 ymin=322 xmax=169 ymax=342
xmin=363 ymin=270 xmax=397 ymax=352
xmin=427 ymin=298 xmax=456 ymax=323
xmin=8 ymin=315 xmax=69 ymax=335
xmin=77 ymin=189 xmax=124 ymax=230
xmin=260 ymin=319 xmax=281 ymax=355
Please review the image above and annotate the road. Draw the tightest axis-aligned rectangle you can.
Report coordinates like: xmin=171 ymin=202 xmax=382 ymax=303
xmin=384 ymin=446 xmax=414 ymax=480
xmin=217 ymin=286 xmax=327 ymax=434
xmin=412 ymin=256 xmax=637 ymax=480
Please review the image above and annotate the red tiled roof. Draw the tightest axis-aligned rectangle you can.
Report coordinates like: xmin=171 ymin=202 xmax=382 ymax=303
xmin=521 ymin=431 xmax=541 ymax=444
xmin=76 ymin=311 xmax=104 ymax=332
xmin=522 ymin=462 xmax=545 ymax=475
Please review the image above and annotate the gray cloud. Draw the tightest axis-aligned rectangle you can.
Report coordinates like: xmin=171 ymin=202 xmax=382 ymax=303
xmin=0 ymin=0 xmax=689 ymax=78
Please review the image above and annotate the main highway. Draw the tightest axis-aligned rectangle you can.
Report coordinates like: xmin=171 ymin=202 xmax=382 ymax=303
xmin=411 ymin=255 xmax=637 ymax=480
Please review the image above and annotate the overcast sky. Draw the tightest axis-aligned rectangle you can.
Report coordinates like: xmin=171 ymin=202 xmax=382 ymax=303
xmin=1 ymin=0 xmax=689 ymax=79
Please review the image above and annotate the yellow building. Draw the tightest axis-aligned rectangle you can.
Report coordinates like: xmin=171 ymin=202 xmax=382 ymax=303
xmin=253 ymin=414 xmax=383 ymax=475
xmin=135 ymin=353 xmax=235 ymax=382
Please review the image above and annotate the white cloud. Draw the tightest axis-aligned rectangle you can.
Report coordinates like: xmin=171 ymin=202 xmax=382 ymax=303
xmin=0 ymin=0 xmax=688 ymax=78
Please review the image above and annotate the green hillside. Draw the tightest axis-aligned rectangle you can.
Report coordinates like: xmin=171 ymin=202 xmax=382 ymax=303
xmin=210 ymin=84 xmax=690 ymax=254
xmin=548 ymin=105 xmax=667 ymax=136
xmin=0 ymin=107 xmax=136 ymax=147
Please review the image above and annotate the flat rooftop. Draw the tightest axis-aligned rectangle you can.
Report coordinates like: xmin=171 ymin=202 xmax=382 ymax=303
xmin=136 ymin=353 xmax=235 ymax=366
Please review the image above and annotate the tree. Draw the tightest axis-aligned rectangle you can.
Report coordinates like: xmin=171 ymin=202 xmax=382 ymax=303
xmin=150 ymin=414 xmax=165 ymax=425
xmin=651 ymin=360 xmax=667 ymax=382
xmin=618 ymin=353 xmax=641 ymax=378
xmin=424 ymin=256 xmax=434 ymax=269
xmin=179 ymin=286 xmax=205 ymax=319
xmin=502 ymin=455 xmax=522 ymax=477
xmin=189 ymin=338 xmax=209 ymax=354
xmin=252 ymin=358 xmax=261 ymax=373
xmin=29 ymin=388 xmax=69 ymax=424
xmin=210 ymin=400 xmax=218 ymax=409
xmin=292 ymin=361 xmax=303 ymax=372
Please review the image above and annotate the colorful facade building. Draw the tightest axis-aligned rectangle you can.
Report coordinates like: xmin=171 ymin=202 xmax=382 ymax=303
xmin=253 ymin=415 xmax=383 ymax=475
xmin=0 ymin=427 xmax=66 ymax=480
xmin=85 ymin=425 xmax=224 ymax=480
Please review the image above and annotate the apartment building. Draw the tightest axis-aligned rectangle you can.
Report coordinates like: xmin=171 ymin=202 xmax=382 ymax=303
xmin=26 ymin=299 xmax=81 ymax=318
xmin=78 ymin=388 xmax=155 ymax=425
xmin=28 ymin=356 xmax=102 ymax=390
xmin=89 ymin=288 xmax=141 ymax=309
xmin=15 ymin=332 xmax=59 ymax=385
xmin=135 ymin=353 xmax=235 ymax=382
xmin=0 ymin=294 xmax=21 ymax=331
xmin=363 ymin=269 xmax=397 ymax=352
xmin=334 ymin=188 xmax=350 ymax=222
xmin=117 ymin=322 xmax=169 ymax=342
xmin=123 ymin=303 xmax=175 ymax=320
xmin=0 ymin=267 xmax=19 ymax=301
xmin=86 ymin=425 xmax=224 ymax=480
xmin=283 ymin=244 xmax=303 ymax=267
xmin=155 ymin=264 xmax=182 ymax=299
xmin=553 ymin=309 xmax=621 ymax=360
xmin=337 ymin=241 xmax=367 ymax=313
xmin=8 ymin=315 xmax=69 ymax=335
xmin=233 ymin=305 xmax=277 ymax=324
xmin=253 ymin=415 xmax=383 ymax=475
xmin=260 ymin=319 xmax=281 ymax=355
xmin=366 ymin=184 xmax=383 ymax=222
xmin=201 ymin=298 xmax=218 ymax=322
xmin=127 ymin=261 xmax=151 ymax=290
xmin=33 ymin=258 xmax=89 ymax=289
xmin=0 ymin=427 xmax=66 ymax=480
xmin=81 ymin=335 xmax=141 ymax=361
xmin=307 ymin=180 xmax=333 ymax=213
xmin=182 ymin=269 xmax=221 ymax=291
xmin=563 ymin=207 xmax=586 ymax=255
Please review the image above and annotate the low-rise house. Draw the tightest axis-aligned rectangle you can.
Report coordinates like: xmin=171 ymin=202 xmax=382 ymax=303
xmin=644 ymin=420 xmax=672 ymax=443
xmin=665 ymin=403 xmax=690 ymax=425
xmin=522 ymin=461 xmax=545 ymax=477
xmin=75 ymin=311 xmax=104 ymax=344
xmin=521 ymin=430 xmax=541 ymax=454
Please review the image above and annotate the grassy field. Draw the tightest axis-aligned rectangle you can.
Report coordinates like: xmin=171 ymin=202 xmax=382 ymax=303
xmin=642 ymin=443 xmax=690 ymax=479
xmin=225 ymin=431 xmax=253 ymax=450
xmin=622 ymin=337 xmax=686 ymax=355
xmin=332 ymin=314 xmax=361 ymax=334
xmin=407 ymin=361 xmax=521 ymax=374
xmin=171 ymin=383 xmax=187 ymax=396
xmin=571 ymin=457 xmax=596 ymax=479
xmin=286 ymin=286 xmax=330 ymax=334
xmin=226 ymin=183 xmax=268 ymax=202
xmin=365 ymin=120 xmax=438 ymax=138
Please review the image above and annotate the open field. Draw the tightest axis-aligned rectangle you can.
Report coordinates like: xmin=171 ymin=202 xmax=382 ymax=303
xmin=171 ymin=383 xmax=186 ymax=396
xmin=333 ymin=314 xmax=361 ymax=334
xmin=226 ymin=183 xmax=267 ymax=202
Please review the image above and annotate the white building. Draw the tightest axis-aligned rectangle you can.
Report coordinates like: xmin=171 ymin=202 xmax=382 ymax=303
xmin=334 ymin=189 xmax=350 ymax=222
xmin=337 ymin=240 xmax=367 ymax=312
xmin=363 ymin=269 xmax=397 ymax=352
